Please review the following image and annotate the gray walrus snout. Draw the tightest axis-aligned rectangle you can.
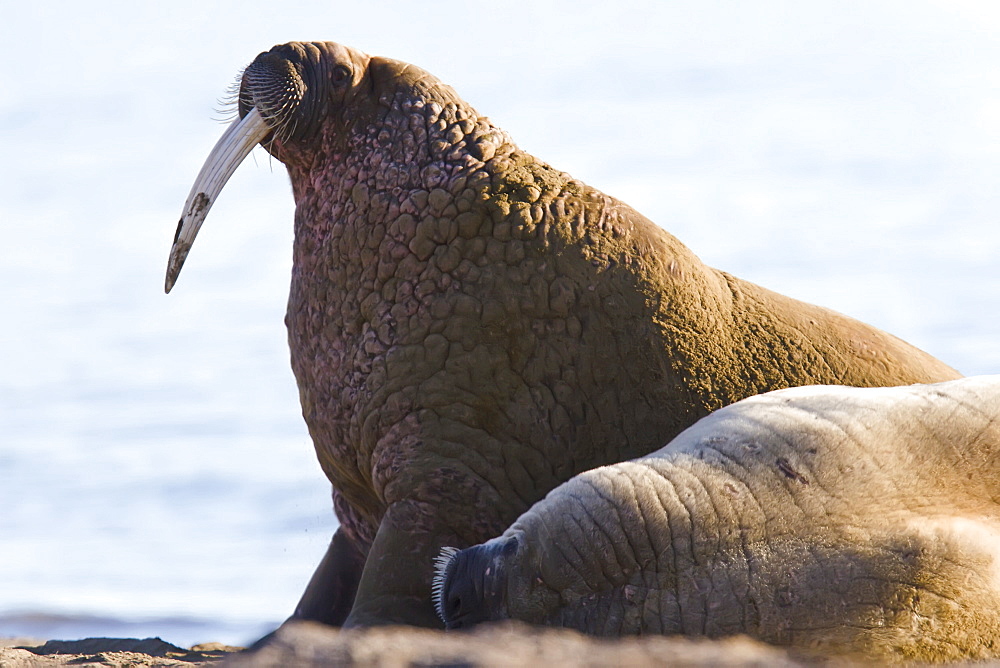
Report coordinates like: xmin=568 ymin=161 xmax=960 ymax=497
xmin=238 ymin=50 xmax=309 ymax=146
xmin=238 ymin=41 xmax=352 ymax=145
xmin=434 ymin=537 xmax=518 ymax=629
xmin=241 ymin=56 xmax=303 ymax=121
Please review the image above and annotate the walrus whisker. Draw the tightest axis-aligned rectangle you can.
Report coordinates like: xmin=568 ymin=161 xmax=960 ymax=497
xmin=281 ymin=118 xmax=300 ymax=145
xmin=213 ymin=71 xmax=248 ymax=123
xmin=263 ymin=134 xmax=280 ymax=164
xmin=432 ymin=546 xmax=460 ymax=624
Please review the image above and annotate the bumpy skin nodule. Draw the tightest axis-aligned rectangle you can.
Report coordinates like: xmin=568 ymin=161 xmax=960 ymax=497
xmin=438 ymin=377 xmax=1000 ymax=662
xmin=203 ymin=41 xmax=961 ymax=628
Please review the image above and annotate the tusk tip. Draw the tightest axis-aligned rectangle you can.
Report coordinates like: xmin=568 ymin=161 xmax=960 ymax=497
xmin=166 ymin=107 xmax=269 ymax=295
xmin=165 ymin=242 xmax=191 ymax=294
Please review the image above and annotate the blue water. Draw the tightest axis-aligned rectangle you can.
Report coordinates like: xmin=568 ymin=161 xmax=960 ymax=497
xmin=2 ymin=0 xmax=999 ymax=648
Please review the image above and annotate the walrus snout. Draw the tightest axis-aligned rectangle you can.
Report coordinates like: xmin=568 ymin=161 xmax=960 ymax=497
xmin=433 ymin=537 xmax=518 ymax=629
xmin=237 ymin=41 xmax=368 ymax=147
xmin=239 ymin=52 xmax=306 ymax=142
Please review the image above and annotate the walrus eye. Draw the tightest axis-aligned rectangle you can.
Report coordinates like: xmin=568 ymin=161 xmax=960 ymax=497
xmin=331 ymin=64 xmax=351 ymax=86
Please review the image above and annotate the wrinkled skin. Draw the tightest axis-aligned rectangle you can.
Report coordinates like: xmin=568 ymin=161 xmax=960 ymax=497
xmin=437 ymin=376 xmax=1000 ymax=662
xmin=168 ymin=41 xmax=961 ymax=629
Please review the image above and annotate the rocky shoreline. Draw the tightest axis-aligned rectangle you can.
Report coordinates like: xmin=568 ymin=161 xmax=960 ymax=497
xmin=2 ymin=622 xmax=817 ymax=667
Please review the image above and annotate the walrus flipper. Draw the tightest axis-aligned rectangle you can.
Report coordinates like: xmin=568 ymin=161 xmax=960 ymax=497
xmin=291 ymin=526 xmax=366 ymax=626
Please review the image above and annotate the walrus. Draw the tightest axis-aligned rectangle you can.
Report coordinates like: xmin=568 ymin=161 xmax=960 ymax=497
xmin=165 ymin=41 xmax=960 ymax=629
xmin=434 ymin=376 xmax=1000 ymax=662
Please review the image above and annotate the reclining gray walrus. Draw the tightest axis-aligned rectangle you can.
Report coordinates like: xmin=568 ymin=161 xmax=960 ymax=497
xmin=434 ymin=376 xmax=1000 ymax=662
xmin=165 ymin=41 xmax=961 ymax=628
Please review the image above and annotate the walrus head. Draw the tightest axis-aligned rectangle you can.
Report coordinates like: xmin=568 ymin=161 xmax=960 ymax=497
xmin=433 ymin=537 xmax=520 ymax=629
xmin=165 ymin=41 xmax=450 ymax=293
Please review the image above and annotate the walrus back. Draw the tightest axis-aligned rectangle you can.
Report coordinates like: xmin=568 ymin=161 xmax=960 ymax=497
xmin=572 ymin=191 xmax=962 ymax=429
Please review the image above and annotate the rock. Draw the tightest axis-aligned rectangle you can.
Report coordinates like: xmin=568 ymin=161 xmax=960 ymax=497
xmin=226 ymin=621 xmax=810 ymax=667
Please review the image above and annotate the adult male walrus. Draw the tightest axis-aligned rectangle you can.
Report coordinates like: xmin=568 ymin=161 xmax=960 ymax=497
xmin=433 ymin=376 xmax=1000 ymax=662
xmin=166 ymin=41 xmax=960 ymax=629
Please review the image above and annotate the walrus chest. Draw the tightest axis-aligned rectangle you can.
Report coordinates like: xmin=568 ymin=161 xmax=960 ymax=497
xmin=284 ymin=247 xmax=385 ymax=476
xmin=282 ymin=193 xmax=478 ymax=505
xmin=284 ymin=233 xmax=688 ymax=514
xmin=281 ymin=157 xmax=704 ymax=526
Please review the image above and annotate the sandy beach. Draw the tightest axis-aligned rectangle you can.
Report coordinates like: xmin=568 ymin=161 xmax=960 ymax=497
xmin=1 ymin=622 xmax=824 ymax=667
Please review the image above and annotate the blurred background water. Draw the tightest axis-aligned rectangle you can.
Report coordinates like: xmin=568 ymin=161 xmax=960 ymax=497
xmin=2 ymin=0 xmax=998 ymax=648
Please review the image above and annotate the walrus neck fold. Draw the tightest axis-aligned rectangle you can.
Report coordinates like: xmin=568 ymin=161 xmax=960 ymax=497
xmin=284 ymin=89 xmax=508 ymax=240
